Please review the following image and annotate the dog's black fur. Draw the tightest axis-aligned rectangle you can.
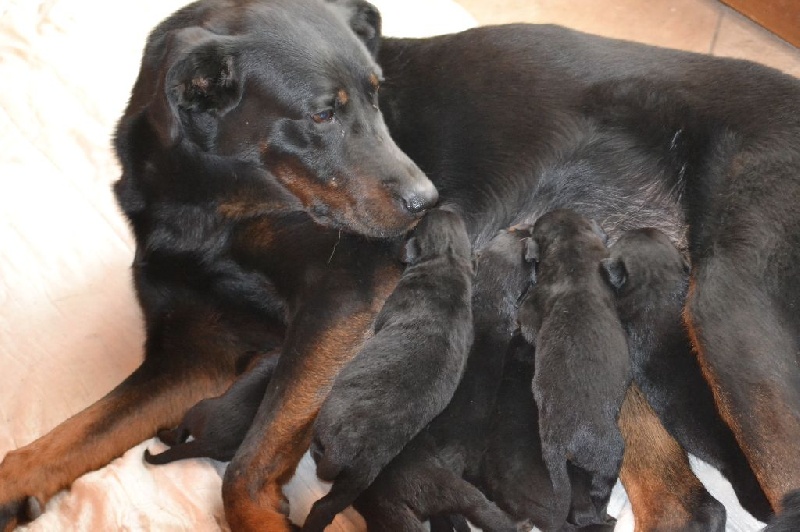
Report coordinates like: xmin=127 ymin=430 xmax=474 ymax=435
xmin=765 ymin=490 xmax=800 ymax=531
xmin=143 ymin=351 xmax=279 ymax=464
xmin=4 ymin=0 xmax=800 ymax=528
xmin=347 ymin=228 xmax=531 ymax=532
xmin=602 ymin=228 xmax=772 ymax=520
xmin=479 ymin=338 xmax=615 ymax=532
xmin=303 ymin=207 xmax=474 ymax=531
xmin=518 ymin=209 xmax=630 ymax=529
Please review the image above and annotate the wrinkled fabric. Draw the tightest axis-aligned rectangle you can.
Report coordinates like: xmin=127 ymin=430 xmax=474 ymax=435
xmin=0 ymin=0 xmax=764 ymax=529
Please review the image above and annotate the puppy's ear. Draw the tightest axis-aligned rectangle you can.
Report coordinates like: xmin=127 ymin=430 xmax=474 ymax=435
xmin=402 ymin=236 xmax=420 ymax=265
xmin=600 ymin=257 xmax=627 ymax=290
xmin=150 ymin=28 xmax=243 ymax=146
xmin=681 ymin=255 xmax=691 ymax=275
xmin=330 ymin=0 xmax=382 ymax=56
xmin=590 ymin=219 xmax=609 ymax=245
xmin=524 ymin=238 xmax=539 ymax=263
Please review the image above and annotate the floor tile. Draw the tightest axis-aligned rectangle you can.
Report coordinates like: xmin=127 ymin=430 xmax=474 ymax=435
xmin=455 ymin=0 xmax=800 ymax=77
xmin=713 ymin=5 xmax=800 ymax=78
xmin=455 ymin=0 xmax=722 ymax=53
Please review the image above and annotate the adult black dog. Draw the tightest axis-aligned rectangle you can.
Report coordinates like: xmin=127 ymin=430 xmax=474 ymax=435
xmin=303 ymin=207 xmax=474 ymax=531
xmin=517 ymin=209 xmax=630 ymax=529
xmin=2 ymin=0 xmax=799 ymax=529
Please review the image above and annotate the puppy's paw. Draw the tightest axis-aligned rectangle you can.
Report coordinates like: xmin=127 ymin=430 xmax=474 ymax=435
xmin=156 ymin=426 xmax=189 ymax=446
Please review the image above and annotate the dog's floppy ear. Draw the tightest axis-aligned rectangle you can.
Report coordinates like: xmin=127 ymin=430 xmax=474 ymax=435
xmin=524 ymin=238 xmax=539 ymax=263
xmin=681 ymin=255 xmax=691 ymax=275
xmin=402 ymin=236 xmax=420 ymax=265
xmin=329 ymin=0 xmax=382 ymax=56
xmin=149 ymin=28 xmax=243 ymax=146
xmin=601 ymin=257 xmax=627 ymax=290
xmin=590 ymin=219 xmax=609 ymax=245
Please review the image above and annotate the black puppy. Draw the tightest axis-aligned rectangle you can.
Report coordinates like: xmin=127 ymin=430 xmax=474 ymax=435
xmin=479 ymin=337 xmax=616 ymax=532
xmin=351 ymin=228 xmax=532 ymax=532
xmin=144 ymin=351 xmax=279 ymax=464
xmin=518 ymin=209 xmax=629 ymax=530
xmin=601 ymin=228 xmax=771 ymax=520
xmin=765 ymin=490 xmax=800 ymax=531
xmin=304 ymin=207 xmax=474 ymax=531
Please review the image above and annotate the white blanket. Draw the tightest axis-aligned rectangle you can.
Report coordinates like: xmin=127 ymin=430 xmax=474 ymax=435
xmin=0 ymin=0 xmax=766 ymax=529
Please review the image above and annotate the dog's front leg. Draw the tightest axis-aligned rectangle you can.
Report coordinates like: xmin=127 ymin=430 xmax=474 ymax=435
xmin=0 ymin=304 xmax=243 ymax=531
xmin=222 ymin=265 xmax=400 ymax=532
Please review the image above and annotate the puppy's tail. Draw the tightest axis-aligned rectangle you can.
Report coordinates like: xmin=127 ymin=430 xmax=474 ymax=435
xmin=144 ymin=440 xmax=204 ymax=465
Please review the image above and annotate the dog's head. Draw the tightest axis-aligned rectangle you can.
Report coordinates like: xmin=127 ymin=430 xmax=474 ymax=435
xmin=526 ymin=208 xmax=608 ymax=268
xmin=601 ymin=227 xmax=689 ymax=293
xmin=116 ymin=0 xmax=437 ymax=238
xmin=403 ymin=208 xmax=471 ymax=265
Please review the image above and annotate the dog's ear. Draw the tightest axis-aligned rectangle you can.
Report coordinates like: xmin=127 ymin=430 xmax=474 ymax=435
xmin=150 ymin=28 xmax=243 ymax=146
xmin=590 ymin=219 xmax=609 ymax=245
xmin=402 ymin=236 xmax=420 ymax=265
xmin=681 ymin=255 xmax=691 ymax=275
xmin=524 ymin=238 xmax=539 ymax=263
xmin=330 ymin=0 xmax=382 ymax=56
xmin=600 ymin=257 xmax=627 ymax=290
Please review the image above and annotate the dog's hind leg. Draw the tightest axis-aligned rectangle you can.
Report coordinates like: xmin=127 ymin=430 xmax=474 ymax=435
xmin=618 ymin=385 xmax=726 ymax=532
xmin=683 ymin=148 xmax=800 ymax=510
xmin=686 ymin=254 xmax=800 ymax=510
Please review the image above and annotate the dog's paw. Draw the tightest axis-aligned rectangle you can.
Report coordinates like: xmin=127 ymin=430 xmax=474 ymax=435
xmin=0 ymin=450 xmax=47 ymax=531
xmin=1 ymin=496 xmax=44 ymax=532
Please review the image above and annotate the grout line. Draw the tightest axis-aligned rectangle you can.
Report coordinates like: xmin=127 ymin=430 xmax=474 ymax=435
xmin=709 ymin=10 xmax=724 ymax=55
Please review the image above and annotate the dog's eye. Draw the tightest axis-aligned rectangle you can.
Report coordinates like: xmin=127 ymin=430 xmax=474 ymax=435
xmin=311 ymin=109 xmax=335 ymax=123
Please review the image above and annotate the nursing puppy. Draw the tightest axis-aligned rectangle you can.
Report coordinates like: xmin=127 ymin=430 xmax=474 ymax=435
xmin=144 ymin=351 xmax=279 ymax=464
xmin=602 ymin=228 xmax=770 ymax=520
xmin=518 ymin=209 xmax=629 ymax=529
xmin=765 ymin=490 xmax=800 ymax=531
xmin=350 ymin=228 xmax=532 ymax=532
xmin=480 ymin=338 xmax=616 ymax=532
xmin=304 ymin=207 xmax=474 ymax=531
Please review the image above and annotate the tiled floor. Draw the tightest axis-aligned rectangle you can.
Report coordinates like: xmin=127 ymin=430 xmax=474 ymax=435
xmin=455 ymin=0 xmax=800 ymax=78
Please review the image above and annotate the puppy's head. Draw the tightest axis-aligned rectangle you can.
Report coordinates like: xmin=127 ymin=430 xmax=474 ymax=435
xmin=403 ymin=208 xmax=471 ymax=265
xmin=526 ymin=208 xmax=608 ymax=265
xmin=117 ymin=0 xmax=437 ymax=238
xmin=601 ymin=227 xmax=689 ymax=294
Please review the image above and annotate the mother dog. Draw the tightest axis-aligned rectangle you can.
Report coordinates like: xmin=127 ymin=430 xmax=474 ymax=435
xmin=1 ymin=0 xmax=799 ymax=530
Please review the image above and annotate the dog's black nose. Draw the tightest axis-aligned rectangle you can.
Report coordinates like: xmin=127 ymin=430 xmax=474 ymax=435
xmin=402 ymin=182 xmax=439 ymax=214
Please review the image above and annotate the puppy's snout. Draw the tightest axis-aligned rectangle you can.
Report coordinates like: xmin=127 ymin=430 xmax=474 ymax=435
xmin=402 ymin=181 xmax=439 ymax=214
